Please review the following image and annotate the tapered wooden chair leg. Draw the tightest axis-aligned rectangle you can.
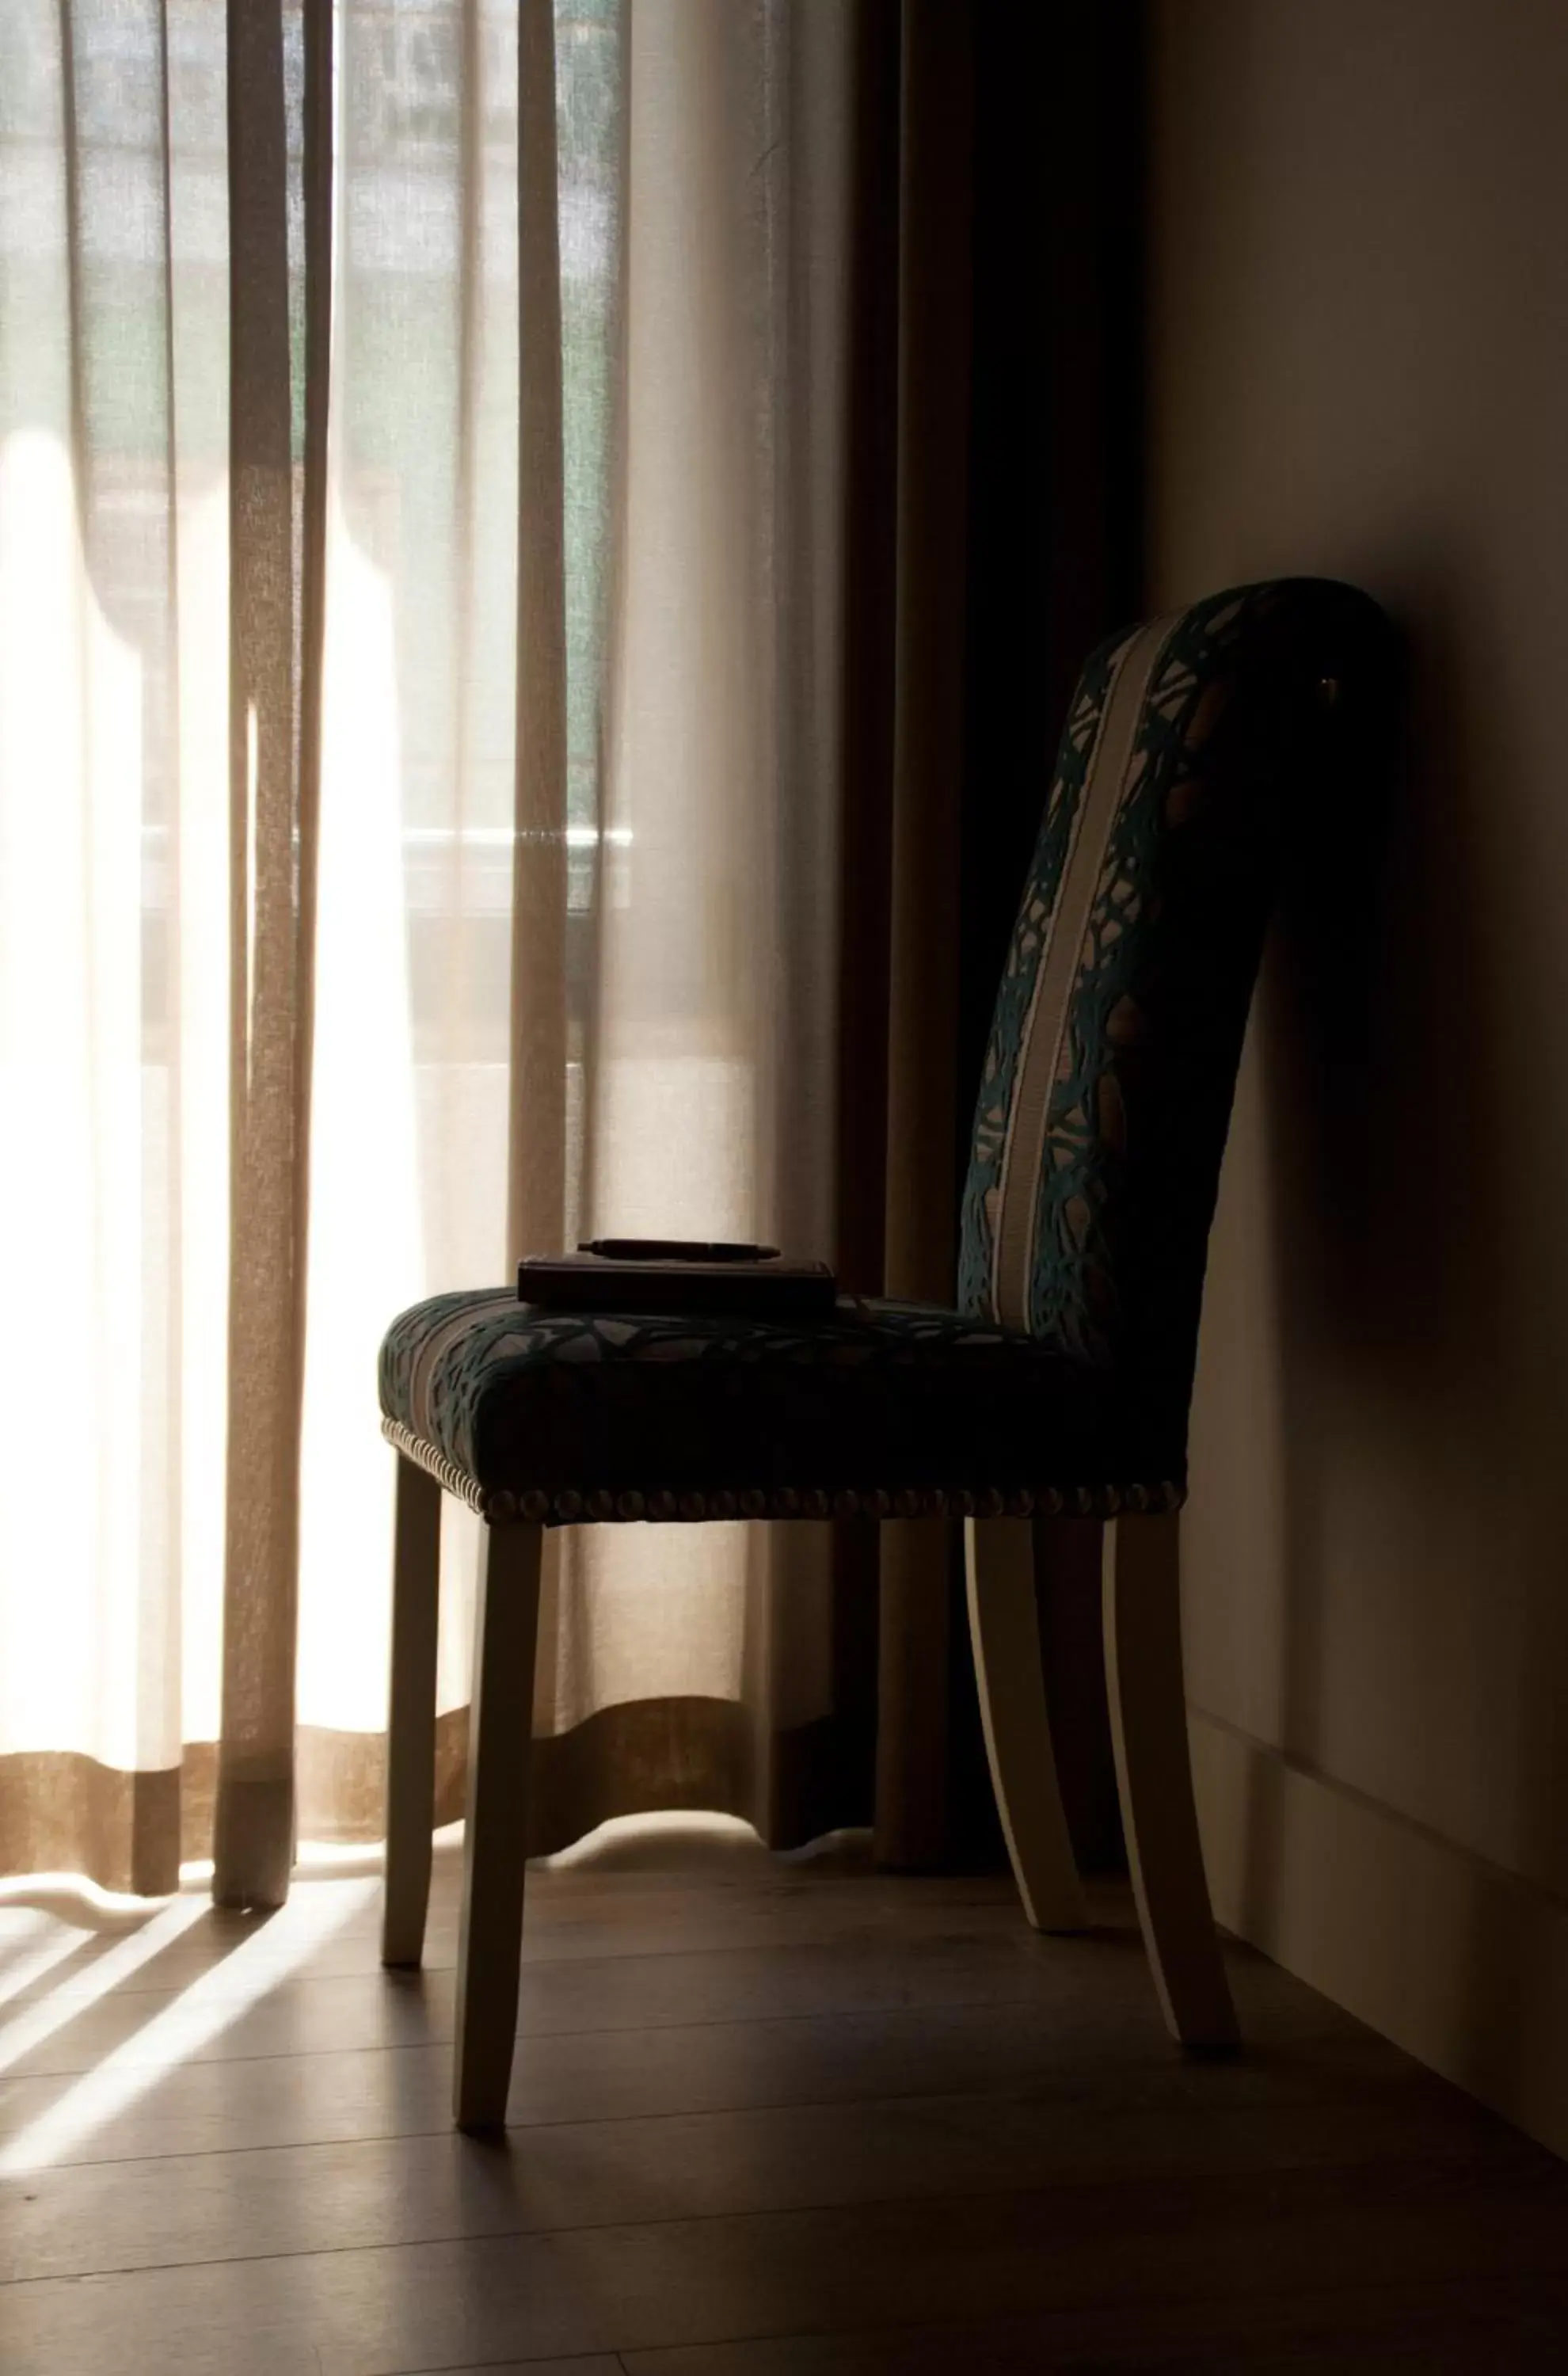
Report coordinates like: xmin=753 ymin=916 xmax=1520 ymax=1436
xmin=453 ymin=1517 xmax=544 ymax=2131
xmin=1103 ymin=1510 xmax=1239 ymax=2049
xmin=382 ymin=1455 xmax=443 ymax=1969
xmin=965 ymin=1515 xmax=1087 ymax=1933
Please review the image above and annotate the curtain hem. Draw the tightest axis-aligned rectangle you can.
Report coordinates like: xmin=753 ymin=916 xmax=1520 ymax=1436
xmin=0 ymin=1696 xmax=877 ymax=1898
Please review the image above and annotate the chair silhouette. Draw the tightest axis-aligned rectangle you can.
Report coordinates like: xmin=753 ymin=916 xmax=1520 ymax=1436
xmin=376 ymin=577 xmax=1392 ymax=2129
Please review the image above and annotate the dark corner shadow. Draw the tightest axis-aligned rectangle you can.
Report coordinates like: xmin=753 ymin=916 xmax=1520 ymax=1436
xmin=1246 ymin=562 xmax=1568 ymax=2111
xmin=1238 ymin=586 xmax=1408 ymax=1926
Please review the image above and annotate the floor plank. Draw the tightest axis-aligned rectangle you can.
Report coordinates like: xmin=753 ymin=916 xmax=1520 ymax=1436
xmin=621 ymin=2272 xmax=1568 ymax=2373
xmin=3 ymin=2064 xmax=1535 ymax=2283
xmin=2 ymin=1841 xmax=1566 ymax=2372
xmin=0 ymin=1877 xmax=1033 ymax=2009
xmin=0 ymin=1911 xmax=1363 ymax=2087
xmin=6 ymin=2161 xmax=1568 ymax=2376
xmin=0 ymin=1863 xmax=1031 ymax=2015
xmin=0 ymin=1932 xmax=1090 ymax=2082
xmin=420 ymin=2363 xmax=622 ymax=2376
xmin=0 ymin=1967 xmax=1422 ymax=2172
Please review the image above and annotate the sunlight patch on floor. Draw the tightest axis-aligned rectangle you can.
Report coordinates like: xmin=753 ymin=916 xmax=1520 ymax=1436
xmin=0 ymin=1920 xmax=101 ymax=2016
xmin=0 ymin=1896 xmax=209 ymax=2082
xmin=0 ymin=1876 xmax=378 ymax=2176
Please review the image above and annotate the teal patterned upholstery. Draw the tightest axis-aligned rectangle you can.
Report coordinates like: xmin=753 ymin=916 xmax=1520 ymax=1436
xmin=379 ymin=579 xmax=1391 ymax=1524
xmin=379 ymin=1287 xmax=1123 ymax=1522
xmin=959 ymin=577 xmax=1391 ymax=1463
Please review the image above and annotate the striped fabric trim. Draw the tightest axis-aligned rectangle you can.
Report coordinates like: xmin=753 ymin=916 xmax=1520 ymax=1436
xmin=405 ymin=1288 xmax=516 ymax=1440
xmin=990 ymin=612 xmax=1182 ymax=1331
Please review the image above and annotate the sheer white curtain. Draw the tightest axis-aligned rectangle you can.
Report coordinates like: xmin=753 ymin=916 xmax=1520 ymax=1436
xmin=0 ymin=0 xmax=236 ymax=1889
xmin=0 ymin=0 xmax=862 ymax=1897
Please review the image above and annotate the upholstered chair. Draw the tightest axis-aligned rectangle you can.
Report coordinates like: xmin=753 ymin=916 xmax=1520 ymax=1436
xmin=377 ymin=577 xmax=1392 ymax=2130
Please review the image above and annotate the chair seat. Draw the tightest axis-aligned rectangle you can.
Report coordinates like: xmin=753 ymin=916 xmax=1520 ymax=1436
xmin=378 ymin=1286 xmax=1182 ymax=1525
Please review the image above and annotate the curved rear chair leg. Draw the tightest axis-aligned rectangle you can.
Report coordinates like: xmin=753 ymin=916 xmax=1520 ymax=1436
xmin=454 ymin=1517 xmax=543 ymax=2131
xmin=965 ymin=1516 xmax=1087 ymax=1933
xmin=1103 ymin=1510 xmax=1239 ymax=2049
xmin=382 ymin=1455 xmax=443 ymax=1969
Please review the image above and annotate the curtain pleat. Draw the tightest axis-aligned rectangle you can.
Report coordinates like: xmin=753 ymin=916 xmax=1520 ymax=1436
xmin=871 ymin=0 xmax=976 ymax=1870
xmin=212 ymin=0 xmax=331 ymax=1907
xmin=843 ymin=0 xmax=1144 ymax=1869
xmin=507 ymin=0 xmax=569 ymax=1269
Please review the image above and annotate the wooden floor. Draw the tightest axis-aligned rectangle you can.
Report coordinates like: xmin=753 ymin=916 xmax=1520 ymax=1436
xmin=2 ymin=1821 xmax=1566 ymax=2374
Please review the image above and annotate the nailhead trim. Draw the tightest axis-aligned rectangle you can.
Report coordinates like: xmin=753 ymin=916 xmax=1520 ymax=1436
xmin=379 ymin=1424 xmax=1186 ymax=1527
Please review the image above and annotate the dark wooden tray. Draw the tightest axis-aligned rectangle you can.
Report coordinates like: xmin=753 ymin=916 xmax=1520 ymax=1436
xmin=518 ymin=1242 xmax=838 ymax=1316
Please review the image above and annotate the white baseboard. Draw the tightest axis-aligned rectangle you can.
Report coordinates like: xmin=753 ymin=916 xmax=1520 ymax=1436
xmin=1189 ymin=1706 xmax=1568 ymax=2163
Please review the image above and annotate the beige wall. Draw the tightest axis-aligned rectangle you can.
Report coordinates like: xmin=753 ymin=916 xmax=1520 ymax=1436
xmin=1149 ymin=0 xmax=1568 ymax=2152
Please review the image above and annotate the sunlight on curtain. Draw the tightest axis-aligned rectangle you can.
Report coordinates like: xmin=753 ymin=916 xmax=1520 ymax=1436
xmin=295 ymin=0 xmax=535 ymax=1803
xmin=558 ymin=1 xmax=855 ymax=1758
xmin=0 ymin=0 xmax=232 ymax=1884
xmin=293 ymin=0 xmax=858 ymax=1814
xmin=0 ymin=431 xmax=147 ymax=1761
xmin=0 ymin=0 xmax=862 ymax=1890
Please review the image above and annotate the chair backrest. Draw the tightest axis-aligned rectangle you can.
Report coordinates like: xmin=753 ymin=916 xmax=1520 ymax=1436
xmin=958 ymin=577 xmax=1393 ymax=1474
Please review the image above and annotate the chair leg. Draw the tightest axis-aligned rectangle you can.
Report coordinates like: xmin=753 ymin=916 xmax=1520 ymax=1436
xmin=1102 ymin=1510 xmax=1239 ymax=2049
xmin=382 ymin=1454 xmax=443 ymax=1969
xmin=965 ymin=1515 xmax=1087 ymax=1933
xmin=454 ymin=1517 xmax=543 ymax=2131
